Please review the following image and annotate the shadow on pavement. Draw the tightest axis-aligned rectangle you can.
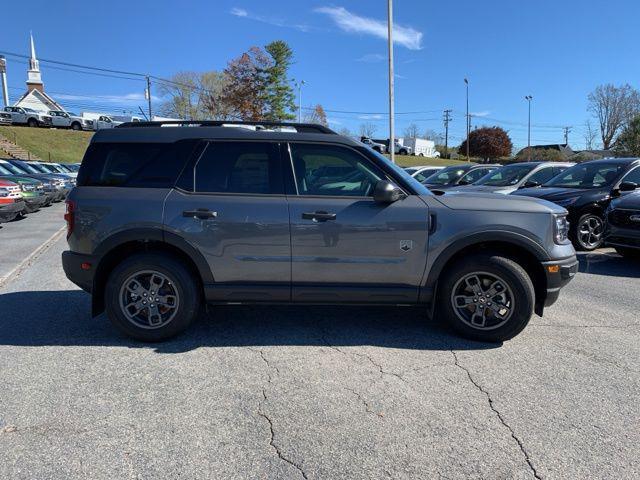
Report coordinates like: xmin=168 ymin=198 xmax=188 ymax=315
xmin=577 ymin=251 xmax=640 ymax=278
xmin=0 ymin=290 xmax=499 ymax=353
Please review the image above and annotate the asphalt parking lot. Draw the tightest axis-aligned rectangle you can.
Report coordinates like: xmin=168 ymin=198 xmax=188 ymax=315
xmin=0 ymin=205 xmax=638 ymax=479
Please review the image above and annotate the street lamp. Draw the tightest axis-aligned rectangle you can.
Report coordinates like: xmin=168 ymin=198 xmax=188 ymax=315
xmin=525 ymin=95 xmax=533 ymax=161
xmin=464 ymin=78 xmax=470 ymax=162
xmin=387 ymin=0 xmax=395 ymax=163
xmin=293 ymin=79 xmax=306 ymax=123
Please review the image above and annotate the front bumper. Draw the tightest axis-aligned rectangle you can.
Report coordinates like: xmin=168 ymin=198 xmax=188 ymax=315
xmin=604 ymin=224 xmax=640 ymax=251
xmin=62 ymin=251 xmax=95 ymax=293
xmin=541 ymin=255 xmax=579 ymax=307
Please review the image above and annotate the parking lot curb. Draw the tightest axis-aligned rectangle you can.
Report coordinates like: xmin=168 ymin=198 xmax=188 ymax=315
xmin=0 ymin=226 xmax=66 ymax=290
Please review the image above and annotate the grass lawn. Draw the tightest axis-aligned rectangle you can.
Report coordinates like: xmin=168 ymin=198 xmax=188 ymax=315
xmin=390 ymin=155 xmax=472 ymax=167
xmin=0 ymin=125 xmax=93 ymax=164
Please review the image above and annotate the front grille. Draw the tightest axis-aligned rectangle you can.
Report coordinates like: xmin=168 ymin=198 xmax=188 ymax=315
xmin=609 ymin=209 xmax=640 ymax=230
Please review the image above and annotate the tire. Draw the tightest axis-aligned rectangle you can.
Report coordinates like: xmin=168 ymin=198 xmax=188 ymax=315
xmin=437 ymin=253 xmax=535 ymax=342
xmin=399 ymin=149 xmax=408 ymax=155
xmin=572 ymin=213 xmax=604 ymax=251
xmin=418 ymin=153 xmax=425 ymax=157
xmin=71 ymin=122 xmax=81 ymax=131
xmin=105 ymin=253 xmax=201 ymax=341
xmin=615 ymin=247 xmax=640 ymax=260
xmin=27 ymin=118 xmax=38 ymax=128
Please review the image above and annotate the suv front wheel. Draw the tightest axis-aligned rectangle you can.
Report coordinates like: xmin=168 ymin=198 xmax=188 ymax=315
xmin=437 ymin=253 xmax=535 ymax=342
xmin=105 ymin=253 xmax=201 ymax=341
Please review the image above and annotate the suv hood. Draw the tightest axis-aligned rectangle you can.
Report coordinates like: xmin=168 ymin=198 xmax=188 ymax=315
xmin=610 ymin=191 xmax=640 ymax=209
xmin=430 ymin=191 xmax=566 ymax=214
xmin=451 ymin=184 xmax=516 ymax=195
xmin=513 ymin=186 xmax=597 ymax=201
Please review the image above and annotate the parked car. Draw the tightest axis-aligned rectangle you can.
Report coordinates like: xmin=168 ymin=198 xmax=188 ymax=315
xmin=454 ymin=162 xmax=574 ymax=195
xmin=0 ymin=179 xmax=25 ymax=223
xmin=0 ymin=167 xmax=49 ymax=212
xmin=0 ymin=110 xmax=12 ymax=125
xmin=48 ymin=110 xmax=94 ymax=131
xmin=361 ymin=137 xmax=386 ymax=153
xmin=3 ymin=106 xmax=52 ymax=127
xmin=81 ymin=113 xmax=122 ymax=130
xmin=0 ymin=159 xmax=62 ymax=202
xmin=513 ymin=158 xmax=640 ymax=250
xmin=25 ymin=161 xmax=76 ymax=187
xmin=422 ymin=163 xmax=500 ymax=190
xmin=604 ymin=191 xmax=640 ymax=259
xmin=33 ymin=161 xmax=78 ymax=179
xmin=404 ymin=166 xmax=444 ymax=183
xmin=62 ymin=120 xmax=577 ymax=343
xmin=3 ymin=159 xmax=70 ymax=201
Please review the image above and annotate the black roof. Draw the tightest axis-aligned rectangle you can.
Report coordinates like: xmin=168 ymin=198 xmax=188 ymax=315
xmin=581 ymin=157 xmax=640 ymax=164
xmin=93 ymin=121 xmax=360 ymax=146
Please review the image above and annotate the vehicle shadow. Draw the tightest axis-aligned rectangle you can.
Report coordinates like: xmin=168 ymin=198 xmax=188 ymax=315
xmin=577 ymin=250 xmax=640 ymax=278
xmin=0 ymin=290 xmax=499 ymax=353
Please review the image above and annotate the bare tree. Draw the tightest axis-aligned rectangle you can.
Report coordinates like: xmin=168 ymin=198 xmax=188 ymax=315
xmin=403 ymin=123 xmax=420 ymax=139
xmin=338 ymin=127 xmax=353 ymax=137
xmin=158 ymin=71 xmax=230 ymax=120
xmin=359 ymin=123 xmax=378 ymax=138
xmin=583 ymin=120 xmax=598 ymax=150
xmin=587 ymin=83 xmax=640 ymax=149
xmin=423 ymin=128 xmax=445 ymax=145
xmin=304 ymin=104 xmax=328 ymax=126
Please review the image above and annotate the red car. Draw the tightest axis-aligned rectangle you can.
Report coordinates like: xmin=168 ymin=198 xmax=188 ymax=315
xmin=0 ymin=179 xmax=25 ymax=223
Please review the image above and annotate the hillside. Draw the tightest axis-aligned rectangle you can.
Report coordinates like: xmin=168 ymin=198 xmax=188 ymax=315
xmin=0 ymin=126 xmax=93 ymax=164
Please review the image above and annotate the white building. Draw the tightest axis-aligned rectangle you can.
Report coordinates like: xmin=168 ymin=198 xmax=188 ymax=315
xmin=13 ymin=33 xmax=64 ymax=113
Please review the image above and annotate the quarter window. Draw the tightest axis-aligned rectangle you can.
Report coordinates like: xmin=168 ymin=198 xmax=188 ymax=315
xmin=289 ymin=143 xmax=384 ymax=197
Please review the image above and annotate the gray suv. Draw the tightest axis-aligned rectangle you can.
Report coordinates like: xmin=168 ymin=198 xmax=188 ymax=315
xmin=62 ymin=121 xmax=578 ymax=342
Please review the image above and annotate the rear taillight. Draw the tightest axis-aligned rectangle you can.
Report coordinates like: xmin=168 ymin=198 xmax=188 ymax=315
xmin=64 ymin=200 xmax=75 ymax=238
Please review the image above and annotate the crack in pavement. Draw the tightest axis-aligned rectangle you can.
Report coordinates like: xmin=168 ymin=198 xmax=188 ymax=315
xmin=451 ymin=351 xmax=542 ymax=480
xmin=344 ymin=387 xmax=384 ymax=418
xmin=251 ymin=348 xmax=308 ymax=480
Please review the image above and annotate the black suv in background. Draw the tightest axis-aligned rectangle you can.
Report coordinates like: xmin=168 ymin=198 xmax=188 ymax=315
xmin=605 ymin=191 xmax=640 ymax=259
xmin=514 ymin=158 xmax=640 ymax=250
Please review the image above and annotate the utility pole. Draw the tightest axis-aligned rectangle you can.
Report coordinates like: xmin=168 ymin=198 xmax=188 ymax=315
xmin=293 ymin=79 xmax=306 ymax=122
xmin=443 ymin=109 xmax=452 ymax=159
xmin=145 ymin=76 xmax=152 ymax=120
xmin=563 ymin=126 xmax=572 ymax=146
xmin=464 ymin=78 xmax=470 ymax=162
xmin=0 ymin=56 xmax=8 ymax=108
xmin=525 ymin=95 xmax=533 ymax=161
xmin=387 ymin=0 xmax=395 ymax=163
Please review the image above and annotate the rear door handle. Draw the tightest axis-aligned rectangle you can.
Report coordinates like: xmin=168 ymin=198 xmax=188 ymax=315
xmin=183 ymin=208 xmax=217 ymax=220
xmin=302 ymin=211 xmax=337 ymax=222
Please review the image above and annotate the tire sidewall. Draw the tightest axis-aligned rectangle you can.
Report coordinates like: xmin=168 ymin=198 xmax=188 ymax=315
xmin=438 ymin=254 xmax=535 ymax=342
xmin=573 ymin=213 xmax=604 ymax=251
xmin=105 ymin=253 xmax=200 ymax=341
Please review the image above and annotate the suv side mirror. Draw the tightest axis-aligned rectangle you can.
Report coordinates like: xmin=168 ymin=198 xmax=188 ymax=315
xmin=373 ymin=180 xmax=404 ymax=203
xmin=522 ymin=180 xmax=541 ymax=188
xmin=618 ymin=181 xmax=638 ymax=192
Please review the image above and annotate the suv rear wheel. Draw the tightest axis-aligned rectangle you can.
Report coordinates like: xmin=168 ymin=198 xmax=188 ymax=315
xmin=105 ymin=253 xmax=201 ymax=341
xmin=437 ymin=253 xmax=535 ymax=342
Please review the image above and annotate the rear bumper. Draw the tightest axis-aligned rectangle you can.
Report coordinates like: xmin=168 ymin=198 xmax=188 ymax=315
xmin=62 ymin=250 xmax=95 ymax=293
xmin=542 ymin=255 xmax=579 ymax=307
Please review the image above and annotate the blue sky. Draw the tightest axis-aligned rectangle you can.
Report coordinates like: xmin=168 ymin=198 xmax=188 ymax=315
xmin=2 ymin=0 xmax=640 ymax=148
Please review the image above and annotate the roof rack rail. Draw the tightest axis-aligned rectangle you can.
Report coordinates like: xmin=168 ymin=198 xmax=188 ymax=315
xmin=115 ymin=120 xmax=336 ymax=134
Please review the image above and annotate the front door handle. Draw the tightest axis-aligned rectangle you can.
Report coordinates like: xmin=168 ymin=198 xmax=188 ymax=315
xmin=302 ymin=211 xmax=337 ymax=222
xmin=183 ymin=208 xmax=217 ymax=220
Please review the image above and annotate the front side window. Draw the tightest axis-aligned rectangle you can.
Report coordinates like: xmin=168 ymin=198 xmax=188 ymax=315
xmin=424 ymin=166 xmax=467 ymax=185
xmin=621 ymin=166 xmax=640 ymax=185
xmin=526 ymin=166 xmax=557 ymax=185
xmin=459 ymin=167 xmax=496 ymax=185
xmin=289 ymin=143 xmax=384 ymax=197
xmin=193 ymin=141 xmax=283 ymax=195
xmin=546 ymin=162 xmax=626 ymax=188
xmin=476 ymin=164 xmax=535 ymax=186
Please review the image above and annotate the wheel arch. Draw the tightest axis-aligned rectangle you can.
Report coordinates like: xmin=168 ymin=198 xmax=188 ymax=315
xmin=91 ymin=229 xmax=213 ymax=316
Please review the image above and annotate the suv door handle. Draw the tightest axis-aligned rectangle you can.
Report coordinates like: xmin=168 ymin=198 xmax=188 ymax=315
xmin=183 ymin=208 xmax=217 ymax=220
xmin=302 ymin=211 xmax=337 ymax=222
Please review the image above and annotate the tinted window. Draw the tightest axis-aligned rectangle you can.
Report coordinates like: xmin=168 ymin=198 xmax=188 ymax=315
xmin=194 ymin=142 xmax=283 ymax=194
xmin=546 ymin=162 xmax=626 ymax=188
xmin=621 ymin=167 xmax=640 ymax=184
xmin=424 ymin=165 xmax=468 ymax=185
xmin=77 ymin=142 xmax=191 ymax=188
xmin=476 ymin=164 xmax=535 ymax=186
xmin=290 ymin=143 xmax=384 ymax=197
xmin=526 ymin=166 xmax=557 ymax=185
xmin=459 ymin=167 xmax=496 ymax=185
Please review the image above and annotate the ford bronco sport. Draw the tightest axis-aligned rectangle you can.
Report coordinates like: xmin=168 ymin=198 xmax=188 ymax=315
xmin=62 ymin=121 xmax=578 ymax=342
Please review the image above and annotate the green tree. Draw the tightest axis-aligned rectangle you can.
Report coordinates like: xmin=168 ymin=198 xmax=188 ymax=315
xmin=615 ymin=116 xmax=640 ymax=156
xmin=305 ymin=104 xmax=328 ymax=126
xmin=263 ymin=41 xmax=296 ymax=121
xmin=459 ymin=126 xmax=513 ymax=161
xmin=221 ymin=47 xmax=271 ymax=120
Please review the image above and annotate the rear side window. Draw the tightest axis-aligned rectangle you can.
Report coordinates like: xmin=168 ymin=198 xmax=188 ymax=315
xmin=77 ymin=142 xmax=192 ymax=188
xmin=192 ymin=141 xmax=283 ymax=195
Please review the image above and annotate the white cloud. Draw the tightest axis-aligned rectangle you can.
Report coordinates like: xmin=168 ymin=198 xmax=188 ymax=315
xmin=230 ymin=7 xmax=310 ymax=32
xmin=358 ymin=114 xmax=383 ymax=120
xmin=471 ymin=110 xmax=491 ymax=117
xmin=315 ymin=6 xmax=422 ymax=50
xmin=356 ymin=53 xmax=385 ymax=63
xmin=56 ymin=92 xmax=161 ymax=103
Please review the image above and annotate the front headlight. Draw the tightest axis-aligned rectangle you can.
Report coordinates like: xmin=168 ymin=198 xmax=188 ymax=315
xmin=553 ymin=214 xmax=570 ymax=244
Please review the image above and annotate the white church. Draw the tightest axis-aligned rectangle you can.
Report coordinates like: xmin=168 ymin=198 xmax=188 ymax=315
xmin=12 ymin=34 xmax=64 ymax=112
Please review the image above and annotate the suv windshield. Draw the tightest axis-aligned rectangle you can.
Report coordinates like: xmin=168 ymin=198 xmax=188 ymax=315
xmin=424 ymin=165 xmax=467 ymax=185
xmin=545 ymin=162 xmax=626 ymax=188
xmin=476 ymin=164 xmax=536 ymax=186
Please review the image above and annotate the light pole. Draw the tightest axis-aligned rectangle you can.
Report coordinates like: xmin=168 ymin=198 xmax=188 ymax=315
xmin=525 ymin=95 xmax=533 ymax=161
xmin=293 ymin=79 xmax=306 ymax=123
xmin=387 ymin=0 xmax=395 ymax=163
xmin=464 ymin=78 xmax=470 ymax=162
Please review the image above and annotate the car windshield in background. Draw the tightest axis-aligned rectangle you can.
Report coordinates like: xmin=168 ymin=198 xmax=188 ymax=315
xmin=476 ymin=164 xmax=536 ymax=186
xmin=56 ymin=164 xmax=72 ymax=172
xmin=24 ymin=108 xmax=38 ymax=113
xmin=13 ymin=162 xmax=41 ymax=174
xmin=545 ymin=162 xmax=626 ymax=188
xmin=66 ymin=164 xmax=80 ymax=172
xmin=368 ymin=149 xmax=430 ymax=195
xmin=0 ymin=164 xmax=14 ymax=175
xmin=404 ymin=167 xmax=418 ymax=174
xmin=424 ymin=165 xmax=466 ymax=185
xmin=1 ymin=162 xmax=27 ymax=175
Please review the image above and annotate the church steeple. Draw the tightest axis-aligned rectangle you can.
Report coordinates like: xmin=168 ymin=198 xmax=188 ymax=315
xmin=26 ymin=32 xmax=43 ymax=93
